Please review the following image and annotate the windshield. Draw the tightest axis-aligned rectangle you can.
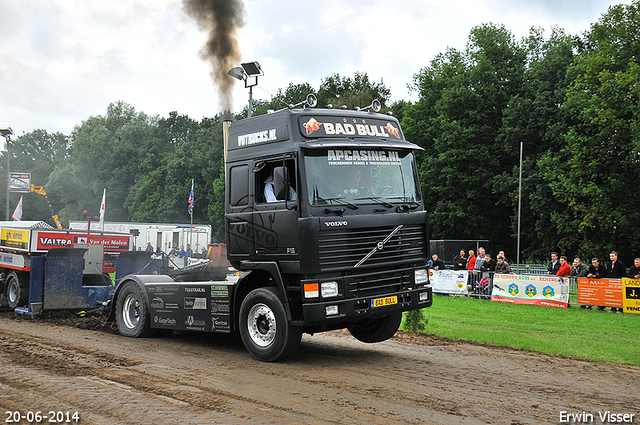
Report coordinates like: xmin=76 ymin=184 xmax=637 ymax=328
xmin=304 ymin=148 xmax=422 ymax=206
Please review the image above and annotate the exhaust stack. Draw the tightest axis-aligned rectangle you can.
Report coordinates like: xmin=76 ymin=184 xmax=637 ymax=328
xmin=222 ymin=111 xmax=233 ymax=173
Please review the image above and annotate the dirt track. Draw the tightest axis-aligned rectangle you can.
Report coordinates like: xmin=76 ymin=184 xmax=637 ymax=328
xmin=0 ymin=312 xmax=637 ymax=425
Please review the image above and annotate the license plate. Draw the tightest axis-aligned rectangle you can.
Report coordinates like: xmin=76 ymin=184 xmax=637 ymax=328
xmin=371 ymin=295 xmax=398 ymax=308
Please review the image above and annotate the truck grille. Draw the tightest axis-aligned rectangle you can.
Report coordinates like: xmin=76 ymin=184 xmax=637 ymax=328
xmin=318 ymin=224 xmax=427 ymax=271
xmin=345 ymin=266 xmax=414 ymax=298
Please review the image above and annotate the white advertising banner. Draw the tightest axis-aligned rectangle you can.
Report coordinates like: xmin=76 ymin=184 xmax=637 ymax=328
xmin=430 ymin=269 xmax=469 ymax=295
xmin=491 ymin=274 xmax=570 ymax=308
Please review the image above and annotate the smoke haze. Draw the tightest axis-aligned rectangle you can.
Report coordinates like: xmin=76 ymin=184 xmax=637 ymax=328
xmin=183 ymin=0 xmax=244 ymax=112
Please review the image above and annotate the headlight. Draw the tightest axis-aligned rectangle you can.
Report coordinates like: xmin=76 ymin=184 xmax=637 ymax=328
xmin=321 ymin=281 xmax=339 ymax=297
xmin=325 ymin=305 xmax=339 ymax=316
xmin=415 ymin=269 xmax=429 ymax=284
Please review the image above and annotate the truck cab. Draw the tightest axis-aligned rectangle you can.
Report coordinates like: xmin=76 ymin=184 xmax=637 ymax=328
xmin=225 ymin=102 xmax=432 ymax=359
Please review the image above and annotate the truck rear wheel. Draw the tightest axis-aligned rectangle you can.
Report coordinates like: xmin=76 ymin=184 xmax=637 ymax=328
xmin=347 ymin=312 xmax=403 ymax=343
xmin=6 ymin=272 xmax=28 ymax=309
xmin=115 ymin=282 xmax=154 ymax=338
xmin=239 ymin=287 xmax=302 ymax=362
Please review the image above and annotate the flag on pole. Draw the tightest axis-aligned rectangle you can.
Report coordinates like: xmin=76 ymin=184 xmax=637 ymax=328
xmin=98 ymin=188 xmax=106 ymax=231
xmin=188 ymin=180 xmax=194 ymax=216
xmin=11 ymin=196 xmax=22 ymax=221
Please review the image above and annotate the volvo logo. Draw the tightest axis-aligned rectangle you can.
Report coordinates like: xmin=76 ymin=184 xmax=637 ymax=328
xmin=354 ymin=225 xmax=403 ymax=268
xmin=325 ymin=221 xmax=348 ymax=227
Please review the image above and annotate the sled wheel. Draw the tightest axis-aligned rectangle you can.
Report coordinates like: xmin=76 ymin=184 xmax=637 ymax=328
xmin=6 ymin=272 xmax=28 ymax=309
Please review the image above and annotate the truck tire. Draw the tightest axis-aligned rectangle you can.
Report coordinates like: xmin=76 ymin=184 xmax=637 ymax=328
xmin=347 ymin=312 xmax=403 ymax=343
xmin=6 ymin=272 xmax=28 ymax=309
xmin=239 ymin=287 xmax=302 ymax=362
xmin=115 ymin=282 xmax=154 ymax=338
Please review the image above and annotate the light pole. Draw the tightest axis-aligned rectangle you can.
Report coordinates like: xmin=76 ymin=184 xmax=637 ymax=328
xmin=228 ymin=61 xmax=263 ymax=118
xmin=516 ymin=140 xmax=523 ymax=267
xmin=0 ymin=128 xmax=14 ymax=221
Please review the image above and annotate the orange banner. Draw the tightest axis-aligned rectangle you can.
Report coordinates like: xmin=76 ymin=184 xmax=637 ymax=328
xmin=576 ymin=278 xmax=622 ymax=307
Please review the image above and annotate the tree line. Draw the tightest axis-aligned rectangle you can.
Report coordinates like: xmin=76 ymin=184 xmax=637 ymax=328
xmin=2 ymin=1 xmax=639 ymax=263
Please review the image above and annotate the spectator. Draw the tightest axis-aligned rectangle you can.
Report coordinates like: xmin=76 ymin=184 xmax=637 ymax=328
xmin=453 ymin=249 xmax=467 ymax=270
xmin=572 ymin=257 xmax=590 ymax=309
xmin=178 ymin=245 xmax=187 ymax=267
xmin=495 ymin=255 xmax=512 ymax=274
xmin=169 ymin=243 xmax=179 ymax=257
xmin=481 ymin=253 xmax=496 ymax=272
xmin=431 ymin=254 xmax=446 ymax=270
xmin=587 ymin=257 xmax=607 ymax=311
xmin=467 ymin=250 xmax=477 ymax=271
xmin=606 ymin=251 xmax=625 ymax=313
xmin=571 ymin=257 xmax=589 ymax=277
xmin=186 ymin=244 xmax=193 ymax=258
xmin=145 ymin=242 xmax=154 ymax=252
xmin=480 ymin=253 xmax=496 ymax=298
xmin=587 ymin=257 xmax=607 ymax=278
xmin=547 ymin=252 xmax=560 ymax=275
xmin=466 ymin=250 xmax=477 ymax=292
xmin=556 ymin=256 xmax=571 ymax=277
xmin=473 ymin=247 xmax=486 ymax=286
xmin=498 ymin=250 xmax=508 ymax=263
xmin=606 ymin=251 xmax=626 ymax=278
xmin=627 ymin=258 xmax=640 ymax=279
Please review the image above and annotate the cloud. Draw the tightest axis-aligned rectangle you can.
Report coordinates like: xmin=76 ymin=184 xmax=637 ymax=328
xmin=0 ymin=0 xmax=631 ymax=135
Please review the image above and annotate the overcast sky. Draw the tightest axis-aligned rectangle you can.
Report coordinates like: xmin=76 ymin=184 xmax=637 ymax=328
xmin=0 ymin=0 xmax=631 ymax=138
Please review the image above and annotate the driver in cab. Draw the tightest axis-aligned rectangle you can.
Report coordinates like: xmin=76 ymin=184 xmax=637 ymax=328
xmin=342 ymin=168 xmax=368 ymax=196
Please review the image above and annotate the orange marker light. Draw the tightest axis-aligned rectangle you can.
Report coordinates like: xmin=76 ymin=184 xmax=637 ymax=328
xmin=304 ymin=283 xmax=319 ymax=298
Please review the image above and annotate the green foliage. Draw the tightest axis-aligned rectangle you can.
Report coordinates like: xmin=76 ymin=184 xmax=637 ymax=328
xmin=317 ymin=72 xmax=391 ymax=110
xmin=403 ymin=308 xmax=427 ymax=333
xmin=0 ymin=129 xmax=69 ymax=225
xmin=403 ymin=23 xmax=530 ymax=253
xmin=402 ymin=23 xmax=581 ymax=262
xmin=540 ymin=1 xmax=640 ymax=260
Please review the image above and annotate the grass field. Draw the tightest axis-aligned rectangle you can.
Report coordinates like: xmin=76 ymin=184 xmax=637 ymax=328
xmin=402 ymin=296 xmax=640 ymax=366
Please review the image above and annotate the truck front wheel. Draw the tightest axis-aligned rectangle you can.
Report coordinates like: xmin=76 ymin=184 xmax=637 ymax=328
xmin=6 ymin=272 xmax=28 ymax=309
xmin=239 ymin=287 xmax=302 ymax=362
xmin=115 ymin=282 xmax=154 ymax=338
xmin=347 ymin=312 xmax=403 ymax=343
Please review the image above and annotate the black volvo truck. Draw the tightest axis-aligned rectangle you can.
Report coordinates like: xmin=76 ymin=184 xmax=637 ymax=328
xmin=111 ymin=96 xmax=432 ymax=361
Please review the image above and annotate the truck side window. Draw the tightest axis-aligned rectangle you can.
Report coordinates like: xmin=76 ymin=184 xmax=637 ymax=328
xmin=258 ymin=160 xmax=296 ymax=203
xmin=229 ymin=165 xmax=249 ymax=207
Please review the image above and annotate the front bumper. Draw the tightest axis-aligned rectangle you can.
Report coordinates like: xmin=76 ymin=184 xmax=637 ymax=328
xmin=301 ymin=286 xmax=432 ymax=327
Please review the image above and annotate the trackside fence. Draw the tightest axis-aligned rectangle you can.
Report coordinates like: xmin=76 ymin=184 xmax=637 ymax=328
xmin=433 ymin=266 xmax=581 ymax=304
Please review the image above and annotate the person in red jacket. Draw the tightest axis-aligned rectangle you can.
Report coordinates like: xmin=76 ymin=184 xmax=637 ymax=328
xmin=467 ymin=250 xmax=477 ymax=271
xmin=466 ymin=250 xmax=477 ymax=293
xmin=556 ymin=256 xmax=571 ymax=277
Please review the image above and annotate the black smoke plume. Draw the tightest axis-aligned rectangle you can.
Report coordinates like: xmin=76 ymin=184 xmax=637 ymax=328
xmin=183 ymin=0 xmax=244 ymax=111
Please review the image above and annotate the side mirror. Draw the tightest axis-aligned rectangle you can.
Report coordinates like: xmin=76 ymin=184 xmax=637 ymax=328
xmin=273 ymin=166 xmax=288 ymax=200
